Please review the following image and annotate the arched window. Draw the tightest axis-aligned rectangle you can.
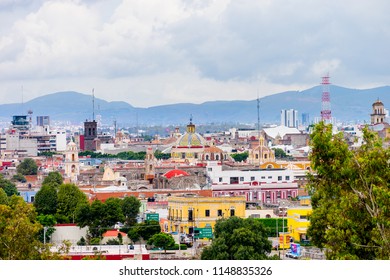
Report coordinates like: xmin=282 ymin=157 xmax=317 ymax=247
xmin=216 ymin=155 xmax=219 ymax=160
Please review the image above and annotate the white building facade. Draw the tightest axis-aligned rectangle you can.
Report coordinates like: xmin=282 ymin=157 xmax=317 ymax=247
xmin=281 ymin=109 xmax=299 ymax=128
xmin=206 ymin=162 xmax=299 ymax=204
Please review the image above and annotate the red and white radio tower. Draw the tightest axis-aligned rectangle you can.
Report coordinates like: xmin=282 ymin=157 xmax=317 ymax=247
xmin=320 ymin=74 xmax=332 ymax=122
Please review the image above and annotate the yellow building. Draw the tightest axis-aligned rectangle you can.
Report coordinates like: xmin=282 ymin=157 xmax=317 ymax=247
xmin=286 ymin=207 xmax=312 ymax=242
xmin=167 ymin=194 xmax=246 ymax=235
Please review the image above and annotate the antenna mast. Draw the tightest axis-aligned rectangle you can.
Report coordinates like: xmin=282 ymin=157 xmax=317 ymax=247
xmin=92 ymin=88 xmax=95 ymax=121
xmin=257 ymin=93 xmax=261 ymax=167
xmin=320 ymin=74 xmax=332 ymax=123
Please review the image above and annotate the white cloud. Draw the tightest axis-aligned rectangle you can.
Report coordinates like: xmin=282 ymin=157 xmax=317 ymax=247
xmin=0 ymin=0 xmax=388 ymax=107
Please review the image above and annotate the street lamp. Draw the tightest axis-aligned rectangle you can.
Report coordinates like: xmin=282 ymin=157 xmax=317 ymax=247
xmin=279 ymin=201 xmax=288 ymax=259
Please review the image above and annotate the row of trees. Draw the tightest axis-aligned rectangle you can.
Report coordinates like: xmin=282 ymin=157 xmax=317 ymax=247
xmin=78 ymin=150 xmax=170 ymax=160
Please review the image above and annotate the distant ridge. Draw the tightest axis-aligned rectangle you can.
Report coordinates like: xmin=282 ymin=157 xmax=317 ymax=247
xmin=0 ymin=85 xmax=389 ymax=126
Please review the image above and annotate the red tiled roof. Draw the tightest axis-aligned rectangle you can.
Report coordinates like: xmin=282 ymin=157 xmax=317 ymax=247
xmin=103 ymin=230 xmax=127 ymax=237
xmin=162 ymin=169 xmax=190 ymax=179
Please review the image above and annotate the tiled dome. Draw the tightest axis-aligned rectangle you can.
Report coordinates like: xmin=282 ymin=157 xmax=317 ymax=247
xmin=174 ymin=120 xmax=206 ymax=147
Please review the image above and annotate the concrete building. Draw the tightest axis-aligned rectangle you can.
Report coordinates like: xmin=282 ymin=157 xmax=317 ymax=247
xmin=206 ymin=161 xmax=299 ymax=204
xmin=286 ymin=207 xmax=312 ymax=242
xmin=281 ymin=109 xmax=298 ymax=128
xmin=167 ymin=194 xmax=246 ymax=234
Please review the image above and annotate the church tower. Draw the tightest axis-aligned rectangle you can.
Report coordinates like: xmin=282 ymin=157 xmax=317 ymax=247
xmin=144 ymin=145 xmax=156 ymax=184
xmin=64 ymin=141 xmax=80 ymax=182
xmin=371 ymin=100 xmax=386 ymax=125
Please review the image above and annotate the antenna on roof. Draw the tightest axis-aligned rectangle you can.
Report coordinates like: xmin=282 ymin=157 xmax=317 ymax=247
xmin=257 ymin=90 xmax=262 ymax=167
xmin=21 ymin=85 xmax=24 ymax=115
xmin=92 ymin=88 xmax=95 ymax=121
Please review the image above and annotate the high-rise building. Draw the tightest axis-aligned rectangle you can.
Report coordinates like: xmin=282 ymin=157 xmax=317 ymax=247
xmin=36 ymin=116 xmax=50 ymax=126
xmin=301 ymin=113 xmax=310 ymax=126
xmin=281 ymin=109 xmax=298 ymax=128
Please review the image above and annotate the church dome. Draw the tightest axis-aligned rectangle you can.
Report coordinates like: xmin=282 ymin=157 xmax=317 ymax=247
xmin=174 ymin=120 xmax=206 ymax=147
xmin=373 ymin=100 xmax=384 ymax=106
xmin=66 ymin=141 xmax=78 ymax=151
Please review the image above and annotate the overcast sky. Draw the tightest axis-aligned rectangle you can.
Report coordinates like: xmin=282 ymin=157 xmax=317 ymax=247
xmin=0 ymin=0 xmax=388 ymax=108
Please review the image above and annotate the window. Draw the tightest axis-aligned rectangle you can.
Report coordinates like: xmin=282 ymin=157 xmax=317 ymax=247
xmin=206 ymin=155 xmax=210 ymax=160
xmin=181 ymin=153 xmax=186 ymax=159
xmin=261 ymin=176 xmax=265 ymax=179
xmin=194 ymin=153 xmax=198 ymax=159
xmin=216 ymin=155 xmax=219 ymax=160
xmin=268 ymin=176 xmax=272 ymax=179
xmin=239 ymin=177 xmax=244 ymax=181
xmin=188 ymin=209 xmax=193 ymax=221
xmin=277 ymin=191 xmax=281 ymax=198
xmin=217 ymin=209 xmax=223 ymax=217
xmin=230 ymin=209 xmax=235 ymax=217
xmin=278 ymin=176 xmax=282 ymax=181
xmin=230 ymin=177 xmax=239 ymax=184
xmin=205 ymin=210 xmax=210 ymax=217
xmin=251 ymin=176 xmax=255 ymax=181
xmin=207 ymin=168 xmax=212 ymax=171
xmin=286 ymin=176 xmax=290 ymax=181
xmin=266 ymin=191 xmax=271 ymax=199
xmin=219 ymin=177 xmax=223 ymax=182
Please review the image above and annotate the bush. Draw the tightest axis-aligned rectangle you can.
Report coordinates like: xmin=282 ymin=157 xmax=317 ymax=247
xmin=105 ymin=238 xmax=121 ymax=245
xmin=167 ymin=244 xmax=187 ymax=250
xmin=90 ymin=237 xmax=101 ymax=245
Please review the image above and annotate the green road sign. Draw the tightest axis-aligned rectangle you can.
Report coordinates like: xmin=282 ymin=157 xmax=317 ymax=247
xmin=146 ymin=213 xmax=159 ymax=221
xmin=194 ymin=227 xmax=213 ymax=239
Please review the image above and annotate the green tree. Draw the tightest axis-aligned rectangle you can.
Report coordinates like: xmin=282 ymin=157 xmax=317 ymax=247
xmin=128 ymin=220 xmax=161 ymax=242
xmin=34 ymin=185 xmax=58 ymax=215
xmin=12 ymin=173 xmax=26 ymax=183
xmin=57 ymin=183 xmax=88 ymax=223
xmin=148 ymin=232 xmax=175 ymax=254
xmin=0 ymin=196 xmax=43 ymax=259
xmin=36 ymin=214 xmax=57 ymax=243
xmin=42 ymin=171 xmax=63 ymax=189
xmin=231 ymin=151 xmax=249 ymax=162
xmin=0 ymin=174 xmax=18 ymax=197
xmin=102 ymin=197 xmax=125 ymax=228
xmin=0 ymin=188 xmax=8 ymax=205
xmin=272 ymin=148 xmax=289 ymax=159
xmin=76 ymin=198 xmax=126 ymax=239
xmin=201 ymin=216 xmax=273 ymax=260
xmin=121 ymin=196 xmax=141 ymax=226
xmin=154 ymin=150 xmax=171 ymax=160
xmin=16 ymin=158 xmax=38 ymax=175
xmin=307 ymin=122 xmax=390 ymax=260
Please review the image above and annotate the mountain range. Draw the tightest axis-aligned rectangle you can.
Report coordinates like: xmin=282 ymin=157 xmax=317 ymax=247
xmin=0 ymin=85 xmax=389 ymax=127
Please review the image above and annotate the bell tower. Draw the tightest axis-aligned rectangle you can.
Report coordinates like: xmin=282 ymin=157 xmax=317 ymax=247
xmin=371 ymin=99 xmax=386 ymax=125
xmin=144 ymin=145 xmax=156 ymax=184
xmin=64 ymin=141 xmax=80 ymax=182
